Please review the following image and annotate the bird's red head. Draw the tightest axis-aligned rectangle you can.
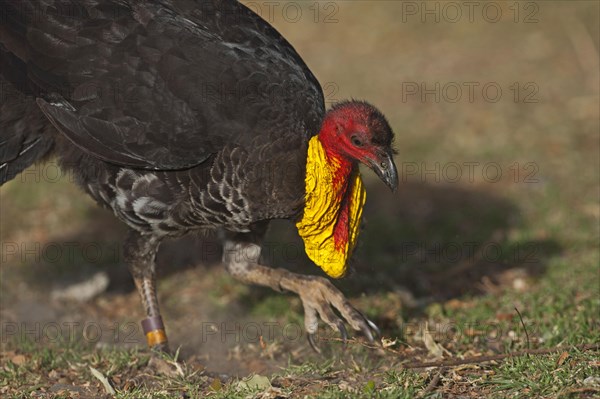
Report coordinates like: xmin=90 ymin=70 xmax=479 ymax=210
xmin=318 ymin=100 xmax=398 ymax=191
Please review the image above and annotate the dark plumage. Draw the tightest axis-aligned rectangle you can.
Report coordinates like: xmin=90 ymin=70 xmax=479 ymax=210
xmin=1 ymin=0 xmax=398 ymax=352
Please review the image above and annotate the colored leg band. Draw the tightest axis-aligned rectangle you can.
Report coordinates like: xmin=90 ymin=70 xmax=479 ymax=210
xmin=141 ymin=316 xmax=167 ymax=347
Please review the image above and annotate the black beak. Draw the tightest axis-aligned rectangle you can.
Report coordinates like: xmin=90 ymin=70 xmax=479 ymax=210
xmin=368 ymin=151 xmax=398 ymax=192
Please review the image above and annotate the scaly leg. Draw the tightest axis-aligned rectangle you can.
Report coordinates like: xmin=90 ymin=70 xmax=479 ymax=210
xmin=222 ymin=226 xmax=379 ymax=352
xmin=124 ymin=231 xmax=169 ymax=352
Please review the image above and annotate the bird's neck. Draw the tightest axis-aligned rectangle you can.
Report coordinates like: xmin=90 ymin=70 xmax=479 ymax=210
xmin=316 ymin=118 xmax=355 ymax=175
xmin=296 ymin=136 xmax=366 ymax=279
xmin=319 ymin=136 xmax=355 ymax=190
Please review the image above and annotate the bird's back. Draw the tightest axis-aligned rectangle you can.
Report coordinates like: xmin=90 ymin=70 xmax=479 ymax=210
xmin=1 ymin=0 xmax=325 ymax=167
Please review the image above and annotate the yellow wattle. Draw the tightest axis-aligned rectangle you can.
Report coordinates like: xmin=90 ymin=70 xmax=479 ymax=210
xmin=296 ymin=136 xmax=366 ymax=278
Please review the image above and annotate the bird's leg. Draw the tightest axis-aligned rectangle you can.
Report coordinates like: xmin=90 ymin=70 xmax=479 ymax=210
xmin=223 ymin=230 xmax=379 ymax=352
xmin=124 ymin=231 xmax=168 ymax=352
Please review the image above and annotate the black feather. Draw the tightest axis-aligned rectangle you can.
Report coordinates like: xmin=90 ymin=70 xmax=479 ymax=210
xmin=0 ymin=0 xmax=320 ymax=232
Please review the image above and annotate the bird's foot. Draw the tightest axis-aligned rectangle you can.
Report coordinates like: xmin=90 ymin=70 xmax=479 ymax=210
xmin=147 ymin=356 xmax=184 ymax=378
xmin=279 ymin=274 xmax=380 ymax=353
xmin=146 ymin=346 xmax=184 ymax=378
xmin=149 ymin=342 xmax=171 ymax=354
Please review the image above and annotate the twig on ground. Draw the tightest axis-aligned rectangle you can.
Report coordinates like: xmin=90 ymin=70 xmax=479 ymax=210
xmin=514 ymin=306 xmax=530 ymax=350
xmin=421 ymin=368 xmax=444 ymax=396
xmin=320 ymin=337 xmax=599 ymax=369
xmin=401 ymin=344 xmax=600 ymax=369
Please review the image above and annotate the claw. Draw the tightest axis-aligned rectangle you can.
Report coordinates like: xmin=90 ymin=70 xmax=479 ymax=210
xmin=307 ymin=333 xmax=321 ymax=354
xmin=361 ymin=322 xmax=375 ymax=343
xmin=365 ymin=317 xmax=381 ymax=339
xmin=356 ymin=310 xmax=380 ymax=342
xmin=337 ymin=321 xmax=348 ymax=350
xmin=292 ymin=274 xmax=382 ymax=353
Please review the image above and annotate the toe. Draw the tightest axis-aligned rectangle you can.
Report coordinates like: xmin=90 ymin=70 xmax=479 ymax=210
xmin=314 ymin=300 xmax=343 ymax=332
xmin=337 ymin=321 xmax=348 ymax=350
xmin=296 ymin=275 xmax=381 ymax=351
xmin=302 ymin=302 xmax=320 ymax=335
xmin=307 ymin=333 xmax=321 ymax=354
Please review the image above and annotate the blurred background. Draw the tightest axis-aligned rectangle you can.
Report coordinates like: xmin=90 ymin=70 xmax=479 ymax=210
xmin=1 ymin=0 xmax=598 ymax=383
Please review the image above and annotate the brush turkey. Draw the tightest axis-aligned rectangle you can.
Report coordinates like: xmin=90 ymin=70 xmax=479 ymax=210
xmin=0 ymin=0 xmax=398 ymax=352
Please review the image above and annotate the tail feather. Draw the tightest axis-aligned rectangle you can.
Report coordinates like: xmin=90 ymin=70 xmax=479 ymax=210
xmin=1 ymin=1 xmax=57 ymax=185
xmin=0 ymin=78 xmax=55 ymax=185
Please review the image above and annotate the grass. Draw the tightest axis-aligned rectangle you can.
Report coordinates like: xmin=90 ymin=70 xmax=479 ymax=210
xmin=1 ymin=0 xmax=599 ymax=398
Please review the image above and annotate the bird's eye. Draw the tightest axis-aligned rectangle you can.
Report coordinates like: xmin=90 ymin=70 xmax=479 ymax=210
xmin=351 ymin=136 xmax=363 ymax=147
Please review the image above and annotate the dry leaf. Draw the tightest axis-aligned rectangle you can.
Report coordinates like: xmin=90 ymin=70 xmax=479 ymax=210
xmin=147 ymin=357 xmax=184 ymax=378
xmin=209 ymin=378 xmax=222 ymax=391
xmin=10 ymin=354 xmax=26 ymax=366
xmin=236 ymin=374 xmax=271 ymax=391
xmin=556 ymin=351 xmax=569 ymax=366
xmin=583 ymin=376 xmax=600 ymax=387
xmin=422 ymin=322 xmax=448 ymax=359
xmin=257 ymin=387 xmax=287 ymax=399
xmin=259 ymin=335 xmax=267 ymax=350
xmin=465 ymin=328 xmax=484 ymax=337
xmin=496 ymin=313 xmax=514 ymax=321
xmin=48 ymin=370 xmax=60 ymax=380
xmin=89 ymin=366 xmax=116 ymax=395
xmin=445 ymin=299 xmax=473 ymax=310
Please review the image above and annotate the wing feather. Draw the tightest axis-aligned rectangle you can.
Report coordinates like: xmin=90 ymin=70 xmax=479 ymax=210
xmin=1 ymin=0 xmax=325 ymax=169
